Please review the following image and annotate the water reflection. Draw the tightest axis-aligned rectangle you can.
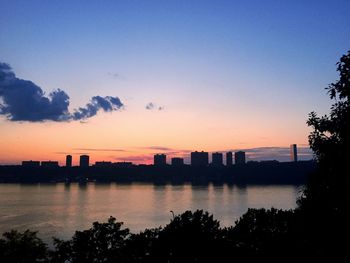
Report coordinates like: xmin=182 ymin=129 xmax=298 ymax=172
xmin=0 ymin=183 xmax=300 ymax=243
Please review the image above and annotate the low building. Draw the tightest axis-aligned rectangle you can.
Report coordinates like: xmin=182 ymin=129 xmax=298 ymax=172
xmin=41 ymin=161 xmax=59 ymax=168
xmin=94 ymin=161 xmax=112 ymax=167
xmin=22 ymin=161 xmax=40 ymax=167
xmin=171 ymin=157 xmax=184 ymax=166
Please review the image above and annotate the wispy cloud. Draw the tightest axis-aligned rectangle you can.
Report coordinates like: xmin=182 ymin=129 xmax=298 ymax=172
xmin=145 ymin=102 xmax=164 ymax=111
xmin=112 ymin=155 xmax=153 ymax=164
xmin=72 ymin=148 xmax=126 ymax=152
xmin=224 ymin=146 xmax=313 ymax=161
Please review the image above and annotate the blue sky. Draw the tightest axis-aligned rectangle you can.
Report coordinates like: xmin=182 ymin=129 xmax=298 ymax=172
xmin=1 ymin=0 xmax=350 ymax=163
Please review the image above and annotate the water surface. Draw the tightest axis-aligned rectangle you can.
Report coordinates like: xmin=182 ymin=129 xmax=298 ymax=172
xmin=0 ymin=183 xmax=301 ymax=242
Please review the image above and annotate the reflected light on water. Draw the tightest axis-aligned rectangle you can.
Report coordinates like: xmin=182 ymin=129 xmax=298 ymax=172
xmin=0 ymin=183 xmax=301 ymax=243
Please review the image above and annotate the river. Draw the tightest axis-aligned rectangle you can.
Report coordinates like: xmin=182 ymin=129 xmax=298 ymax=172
xmin=0 ymin=183 xmax=302 ymax=243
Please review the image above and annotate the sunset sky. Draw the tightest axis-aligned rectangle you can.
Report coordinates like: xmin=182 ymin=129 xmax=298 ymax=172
xmin=1 ymin=0 xmax=350 ymax=165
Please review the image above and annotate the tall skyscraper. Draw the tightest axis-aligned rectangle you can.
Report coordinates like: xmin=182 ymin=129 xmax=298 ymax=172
xmin=212 ymin=152 xmax=223 ymax=167
xmin=191 ymin=151 xmax=209 ymax=167
xmin=226 ymin=152 xmax=233 ymax=166
xmin=290 ymin=144 xmax=298 ymax=162
xmin=235 ymin=151 xmax=246 ymax=164
xmin=66 ymin=155 xmax=72 ymax=167
xmin=154 ymin=154 xmax=166 ymax=166
xmin=80 ymin=155 xmax=89 ymax=167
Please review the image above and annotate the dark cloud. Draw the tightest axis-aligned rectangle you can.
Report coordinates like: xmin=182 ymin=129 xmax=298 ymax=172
xmin=145 ymin=102 xmax=155 ymax=110
xmin=0 ymin=62 xmax=124 ymax=122
xmin=72 ymin=96 xmax=123 ymax=120
xmin=145 ymin=102 xmax=164 ymax=111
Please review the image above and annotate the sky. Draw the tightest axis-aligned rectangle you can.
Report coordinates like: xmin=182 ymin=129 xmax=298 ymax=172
xmin=1 ymin=0 xmax=350 ymax=165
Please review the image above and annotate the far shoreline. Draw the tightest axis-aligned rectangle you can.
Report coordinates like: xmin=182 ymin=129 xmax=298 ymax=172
xmin=0 ymin=161 xmax=315 ymax=185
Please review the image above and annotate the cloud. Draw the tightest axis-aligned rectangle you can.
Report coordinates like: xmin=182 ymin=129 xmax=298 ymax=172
xmin=226 ymin=146 xmax=313 ymax=161
xmin=145 ymin=102 xmax=164 ymax=111
xmin=0 ymin=62 xmax=124 ymax=122
xmin=112 ymin=155 xmax=153 ymax=164
xmin=72 ymin=148 xmax=126 ymax=152
xmin=145 ymin=102 xmax=155 ymax=110
xmin=71 ymin=96 xmax=123 ymax=120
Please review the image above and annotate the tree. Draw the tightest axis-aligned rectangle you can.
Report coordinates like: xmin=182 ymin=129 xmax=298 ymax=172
xmin=298 ymin=51 xmax=350 ymax=257
xmin=149 ymin=210 xmax=223 ymax=262
xmin=51 ymin=216 xmax=130 ymax=263
xmin=0 ymin=230 xmax=48 ymax=263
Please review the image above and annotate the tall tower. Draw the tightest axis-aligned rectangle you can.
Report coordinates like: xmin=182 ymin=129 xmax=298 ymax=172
xmin=191 ymin=151 xmax=209 ymax=167
xmin=235 ymin=151 xmax=246 ymax=165
xmin=212 ymin=152 xmax=223 ymax=167
xmin=66 ymin=155 xmax=72 ymax=167
xmin=290 ymin=144 xmax=298 ymax=162
xmin=226 ymin=152 xmax=233 ymax=166
xmin=154 ymin=154 xmax=166 ymax=166
xmin=80 ymin=155 xmax=90 ymax=167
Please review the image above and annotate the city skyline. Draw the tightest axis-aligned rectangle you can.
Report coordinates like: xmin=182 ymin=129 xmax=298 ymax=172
xmin=1 ymin=1 xmax=349 ymax=165
xmin=18 ymin=144 xmax=309 ymax=166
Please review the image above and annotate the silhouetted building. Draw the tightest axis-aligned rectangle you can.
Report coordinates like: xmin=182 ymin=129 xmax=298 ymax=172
xmin=22 ymin=161 xmax=40 ymax=167
xmin=154 ymin=154 xmax=166 ymax=166
xmin=211 ymin=152 xmax=223 ymax=167
xmin=171 ymin=157 xmax=184 ymax=166
xmin=226 ymin=152 xmax=233 ymax=166
xmin=191 ymin=151 xmax=209 ymax=167
xmin=260 ymin=160 xmax=280 ymax=164
xmin=235 ymin=151 xmax=246 ymax=164
xmin=114 ymin=162 xmax=133 ymax=168
xmin=41 ymin=161 xmax=59 ymax=168
xmin=66 ymin=155 xmax=72 ymax=167
xmin=290 ymin=144 xmax=298 ymax=162
xmin=80 ymin=155 xmax=90 ymax=167
xmin=94 ymin=161 xmax=112 ymax=167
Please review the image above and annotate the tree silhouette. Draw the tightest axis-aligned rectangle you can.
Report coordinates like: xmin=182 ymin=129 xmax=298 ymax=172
xmin=149 ymin=210 xmax=223 ymax=262
xmin=51 ymin=216 xmax=130 ymax=263
xmin=0 ymin=230 xmax=48 ymax=263
xmin=298 ymin=50 xmax=350 ymax=258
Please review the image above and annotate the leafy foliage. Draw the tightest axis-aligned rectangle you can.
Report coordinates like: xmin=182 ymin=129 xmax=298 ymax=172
xmin=51 ymin=216 xmax=130 ymax=263
xmin=298 ymin=50 xmax=350 ymax=257
xmin=0 ymin=230 xmax=48 ymax=263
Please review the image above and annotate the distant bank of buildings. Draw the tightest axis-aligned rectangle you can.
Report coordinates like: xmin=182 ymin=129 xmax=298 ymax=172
xmin=21 ymin=144 xmax=300 ymax=168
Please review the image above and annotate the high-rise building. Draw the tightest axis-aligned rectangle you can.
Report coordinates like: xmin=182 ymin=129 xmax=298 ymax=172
xmin=80 ymin=155 xmax=90 ymax=167
xmin=211 ymin=152 xmax=223 ymax=167
xmin=226 ymin=152 xmax=233 ymax=166
xmin=171 ymin=157 xmax=184 ymax=166
xmin=66 ymin=155 xmax=72 ymax=167
xmin=290 ymin=144 xmax=298 ymax=162
xmin=235 ymin=151 xmax=246 ymax=165
xmin=154 ymin=154 xmax=166 ymax=166
xmin=191 ymin=151 xmax=209 ymax=167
